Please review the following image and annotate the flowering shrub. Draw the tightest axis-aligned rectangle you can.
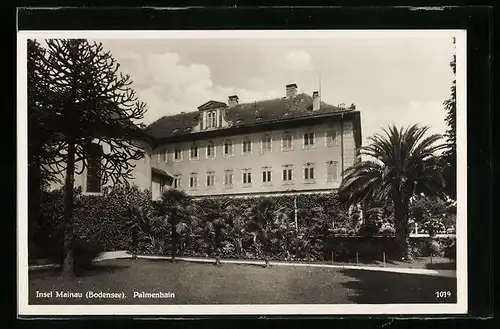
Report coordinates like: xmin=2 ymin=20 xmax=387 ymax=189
xmin=423 ymin=218 xmax=446 ymax=237
xmin=379 ymin=222 xmax=396 ymax=235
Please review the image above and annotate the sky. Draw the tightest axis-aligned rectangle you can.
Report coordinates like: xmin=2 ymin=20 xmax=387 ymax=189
xmin=97 ymin=33 xmax=456 ymax=145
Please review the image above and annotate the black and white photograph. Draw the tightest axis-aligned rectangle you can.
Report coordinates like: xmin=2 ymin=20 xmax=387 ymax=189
xmin=18 ymin=29 xmax=467 ymax=316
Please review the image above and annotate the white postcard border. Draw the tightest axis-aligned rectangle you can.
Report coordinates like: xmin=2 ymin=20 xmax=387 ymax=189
xmin=17 ymin=29 xmax=468 ymax=316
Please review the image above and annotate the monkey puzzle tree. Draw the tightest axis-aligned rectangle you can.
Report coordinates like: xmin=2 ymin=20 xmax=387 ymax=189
xmin=38 ymin=39 xmax=147 ymax=276
xmin=27 ymin=39 xmax=65 ymax=232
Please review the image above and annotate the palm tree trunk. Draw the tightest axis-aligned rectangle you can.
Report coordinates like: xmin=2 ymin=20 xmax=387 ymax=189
xmin=171 ymin=228 xmax=178 ymax=262
xmin=62 ymin=141 xmax=76 ymax=277
xmin=394 ymin=199 xmax=411 ymax=260
xmin=236 ymin=237 xmax=243 ymax=257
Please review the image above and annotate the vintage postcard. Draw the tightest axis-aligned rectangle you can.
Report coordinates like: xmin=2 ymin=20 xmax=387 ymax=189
xmin=17 ymin=29 xmax=467 ymax=316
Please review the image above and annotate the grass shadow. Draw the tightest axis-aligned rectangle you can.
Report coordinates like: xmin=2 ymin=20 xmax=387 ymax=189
xmin=425 ymin=261 xmax=456 ymax=270
xmin=338 ymin=268 xmax=457 ymax=304
xmin=335 ymin=257 xmax=402 ymax=267
xmin=74 ymin=263 xmax=130 ymax=277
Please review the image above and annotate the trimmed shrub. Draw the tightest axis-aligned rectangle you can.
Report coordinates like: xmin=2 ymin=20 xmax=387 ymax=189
xmin=34 ymin=185 xmax=152 ymax=261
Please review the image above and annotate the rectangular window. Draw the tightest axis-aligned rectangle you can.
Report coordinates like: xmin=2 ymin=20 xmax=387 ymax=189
xmin=160 ymin=180 xmax=166 ymax=193
xmin=242 ymin=139 xmax=252 ymax=154
xmin=224 ymin=170 xmax=233 ymax=188
xmin=243 ymin=171 xmax=252 ymax=185
xmin=206 ymin=172 xmax=215 ymax=188
xmin=161 ymin=150 xmax=167 ymax=162
xmin=327 ymin=161 xmax=339 ymax=182
xmin=190 ymin=143 xmax=198 ymax=160
xmin=326 ymin=129 xmax=338 ymax=147
xmin=304 ymin=132 xmax=315 ymax=147
xmin=304 ymin=163 xmax=315 ymax=181
xmin=189 ymin=173 xmax=198 ymax=189
xmin=86 ymin=144 xmax=103 ymax=193
xmin=262 ymin=134 xmax=272 ymax=153
xmin=173 ymin=176 xmax=181 ymax=189
xmin=174 ymin=148 xmax=183 ymax=161
xmin=262 ymin=170 xmax=272 ymax=183
xmin=282 ymin=133 xmax=293 ymax=151
xmin=282 ymin=166 xmax=293 ymax=182
xmin=224 ymin=139 xmax=233 ymax=156
xmin=206 ymin=141 xmax=215 ymax=158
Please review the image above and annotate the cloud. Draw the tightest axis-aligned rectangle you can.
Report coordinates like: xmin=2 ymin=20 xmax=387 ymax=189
xmin=359 ymin=100 xmax=447 ymax=146
xmin=114 ymin=52 xmax=280 ymax=124
xmin=284 ymin=50 xmax=314 ymax=71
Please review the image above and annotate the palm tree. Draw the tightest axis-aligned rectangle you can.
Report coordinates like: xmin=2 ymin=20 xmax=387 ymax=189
xmin=157 ymin=189 xmax=192 ymax=261
xmin=124 ymin=204 xmax=152 ymax=257
xmin=244 ymin=197 xmax=291 ymax=264
xmin=199 ymin=197 xmax=233 ymax=262
xmin=339 ymin=124 xmax=446 ymax=260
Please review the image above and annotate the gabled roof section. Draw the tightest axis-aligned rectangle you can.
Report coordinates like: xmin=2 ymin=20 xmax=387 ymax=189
xmin=151 ymin=166 xmax=173 ymax=179
xmin=146 ymin=93 xmax=355 ymax=140
xmin=197 ymin=100 xmax=227 ymax=111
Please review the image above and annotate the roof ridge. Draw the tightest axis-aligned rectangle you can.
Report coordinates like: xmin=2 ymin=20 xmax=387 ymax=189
xmin=235 ymin=92 xmax=313 ymax=106
xmin=146 ymin=94 xmax=351 ymax=139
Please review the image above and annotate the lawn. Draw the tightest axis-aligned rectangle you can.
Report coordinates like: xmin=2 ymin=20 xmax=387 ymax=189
xmin=29 ymin=259 xmax=457 ymax=305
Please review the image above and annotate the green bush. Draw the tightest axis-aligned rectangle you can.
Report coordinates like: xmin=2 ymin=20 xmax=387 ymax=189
xmin=421 ymin=239 xmax=443 ymax=257
xmin=443 ymin=240 xmax=456 ymax=260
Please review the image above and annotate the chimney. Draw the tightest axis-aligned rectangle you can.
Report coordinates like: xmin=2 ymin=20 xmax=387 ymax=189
xmin=228 ymin=95 xmax=239 ymax=108
xmin=285 ymin=83 xmax=298 ymax=99
xmin=312 ymin=91 xmax=320 ymax=111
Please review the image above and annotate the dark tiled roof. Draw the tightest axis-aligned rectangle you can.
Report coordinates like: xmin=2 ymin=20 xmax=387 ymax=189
xmin=146 ymin=93 xmax=353 ymax=140
xmin=152 ymin=166 xmax=173 ymax=178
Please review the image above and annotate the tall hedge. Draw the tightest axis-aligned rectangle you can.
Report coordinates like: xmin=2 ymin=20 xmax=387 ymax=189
xmin=31 ymin=185 xmax=152 ymax=261
xmin=32 ymin=188 xmax=456 ymax=263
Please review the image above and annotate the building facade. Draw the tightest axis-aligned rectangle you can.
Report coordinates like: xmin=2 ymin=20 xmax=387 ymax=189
xmin=147 ymin=83 xmax=362 ymax=200
xmin=48 ymin=83 xmax=361 ymax=200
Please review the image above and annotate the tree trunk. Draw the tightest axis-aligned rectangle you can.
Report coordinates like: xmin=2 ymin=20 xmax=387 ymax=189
xmin=394 ymin=199 xmax=411 ymax=260
xmin=171 ymin=220 xmax=178 ymax=262
xmin=28 ymin=160 xmax=41 ymax=221
xmin=236 ymin=237 xmax=243 ymax=257
xmin=131 ymin=227 xmax=138 ymax=258
xmin=28 ymin=160 xmax=42 ymax=230
xmin=62 ymin=142 xmax=76 ymax=277
xmin=28 ymin=159 xmax=42 ymax=262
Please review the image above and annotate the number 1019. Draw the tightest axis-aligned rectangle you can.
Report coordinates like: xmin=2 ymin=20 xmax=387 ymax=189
xmin=435 ymin=291 xmax=452 ymax=298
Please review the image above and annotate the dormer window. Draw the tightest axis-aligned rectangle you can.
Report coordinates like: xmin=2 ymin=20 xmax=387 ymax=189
xmin=206 ymin=110 xmax=217 ymax=129
xmin=197 ymin=100 xmax=229 ymax=131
